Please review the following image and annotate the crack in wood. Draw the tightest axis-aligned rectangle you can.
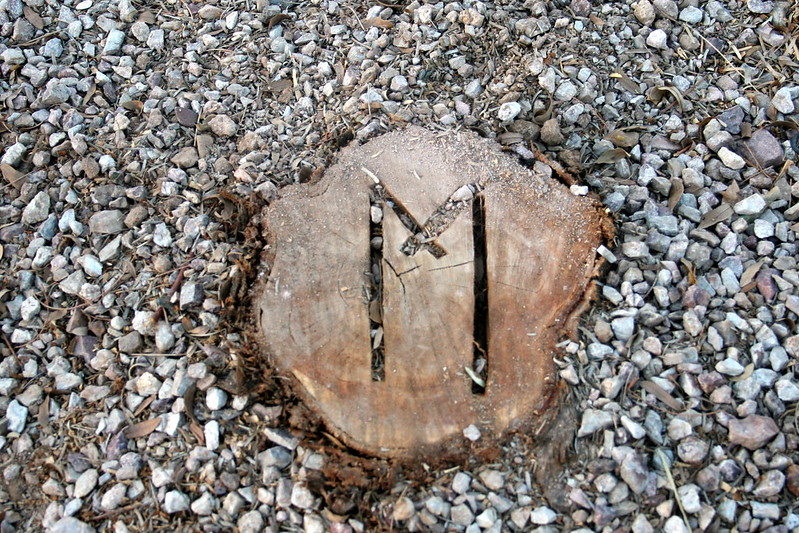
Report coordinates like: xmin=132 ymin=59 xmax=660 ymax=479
xmin=369 ymin=191 xmax=385 ymax=382
xmin=472 ymin=193 xmax=489 ymax=394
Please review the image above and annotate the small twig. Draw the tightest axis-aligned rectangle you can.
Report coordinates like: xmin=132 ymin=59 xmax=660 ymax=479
xmin=657 ymin=448 xmax=691 ymax=531
xmin=90 ymin=501 xmax=147 ymax=521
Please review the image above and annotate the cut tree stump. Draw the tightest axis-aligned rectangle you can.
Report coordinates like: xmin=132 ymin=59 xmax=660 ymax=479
xmin=255 ymin=127 xmax=608 ymax=457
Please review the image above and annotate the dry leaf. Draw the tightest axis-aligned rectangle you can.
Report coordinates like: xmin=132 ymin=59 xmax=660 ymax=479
xmin=23 ymin=6 xmax=44 ymax=29
xmin=697 ymin=204 xmax=733 ymax=230
xmin=668 ymin=178 xmax=684 ymax=211
xmin=681 ymin=258 xmax=697 ymax=285
xmin=45 ymin=308 xmax=67 ymax=325
xmin=82 ymin=83 xmax=96 ymax=107
xmin=365 ymin=17 xmax=394 ymax=28
xmin=189 ymin=421 xmax=205 ymax=445
xmin=648 ymin=86 xmax=685 ymax=112
xmin=730 ymin=363 xmax=755 ymax=382
xmin=594 ymin=148 xmax=629 ymax=164
xmin=267 ymin=13 xmax=291 ymax=30
xmin=121 ymin=100 xmax=144 ymax=113
xmin=1 ymin=164 xmax=25 ymax=190
xmin=606 ymin=129 xmax=640 ymax=148
xmin=38 ymin=396 xmax=51 ymax=435
xmin=137 ymin=10 xmax=157 ymax=24
xmin=740 ymin=260 xmax=765 ymax=287
xmin=123 ymin=418 xmax=161 ymax=439
xmin=133 ymin=394 xmax=155 ymax=417
xmin=611 ymin=71 xmax=641 ymax=93
xmin=721 ymin=181 xmax=739 ymax=204
xmin=640 ymin=380 xmax=683 ymax=410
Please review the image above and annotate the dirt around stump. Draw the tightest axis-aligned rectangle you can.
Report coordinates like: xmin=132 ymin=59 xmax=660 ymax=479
xmin=255 ymin=126 xmax=609 ymax=457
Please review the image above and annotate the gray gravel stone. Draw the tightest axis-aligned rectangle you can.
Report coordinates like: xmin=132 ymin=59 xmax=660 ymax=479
xmin=620 ymin=452 xmax=649 ymax=495
xmin=209 ymin=115 xmax=238 ymax=137
xmin=734 ymin=194 xmax=766 ymax=216
xmin=22 ymin=191 xmax=50 ymax=225
xmin=578 ymin=409 xmax=613 ymax=437
xmin=1 ymin=142 xmax=26 ymax=166
xmin=479 ymin=469 xmax=505 ymax=491
xmin=103 ymin=29 xmax=125 ymax=54
xmin=89 ymin=210 xmax=125 ymax=234
xmin=450 ymin=503 xmax=474 ymax=526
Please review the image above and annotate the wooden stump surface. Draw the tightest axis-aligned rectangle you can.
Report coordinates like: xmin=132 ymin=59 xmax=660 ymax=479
xmin=256 ymin=127 xmax=607 ymax=456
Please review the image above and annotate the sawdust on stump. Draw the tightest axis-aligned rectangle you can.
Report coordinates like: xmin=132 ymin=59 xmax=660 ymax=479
xmin=255 ymin=126 xmax=609 ymax=458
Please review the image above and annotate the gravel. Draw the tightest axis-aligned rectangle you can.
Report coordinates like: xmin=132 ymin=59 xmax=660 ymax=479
xmin=1 ymin=0 xmax=798 ymax=531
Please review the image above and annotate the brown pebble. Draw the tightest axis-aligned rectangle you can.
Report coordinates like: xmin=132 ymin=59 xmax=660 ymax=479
xmin=786 ymin=464 xmax=799 ymax=497
xmin=728 ymin=414 xmax=779 ymax=450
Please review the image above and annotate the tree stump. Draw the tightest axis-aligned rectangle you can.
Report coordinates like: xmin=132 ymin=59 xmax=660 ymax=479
xmin=255 ymin=127 xmax=608 ymax=456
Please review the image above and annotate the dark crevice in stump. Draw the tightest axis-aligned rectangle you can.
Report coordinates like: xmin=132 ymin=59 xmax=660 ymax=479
xmin=471 ymin=193 xmax=489 ymax=394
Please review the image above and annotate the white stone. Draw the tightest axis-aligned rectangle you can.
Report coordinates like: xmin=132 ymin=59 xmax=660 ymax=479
xmin=6 ymin=400 xmax=27 ymax=433
xmin=153 ymin=223 xmax=172 ymax=247
xmin=463 ymin=424 xmax=481 ymax=441
xmin=191 ymin=492 xmax=215 ymax=515
xmin=100 ymin=483 xmax=127 ymax=511
xmin=204 ymin=420 xmax=220 ymax=451
xmin=530 ymin=506 xmax=557 ymax=524
xmin=716 ymin=358 xmax=744 ymax=376
xmin=772 ymin=86 xmax=795 ymax=114
xmin=131 ymin=310 xmax=155 ymax=335
xmin=206 ymin=387 xmax=228 ymax=410
xmin=497 ymin=102 xmax=522 ymax=121
xmin=734 ymin=194 xmax=766 ymax=215
xmin=155 ymin=321 xmax=175 ymax=352
xmin=718 ymin=147 xmax=745 ymax=169
xmin=164 ymin=490 xmax=190 ymax=513
xmin=776 ymin=379 xmax=799 ymax=402
xmin=238 ymin=510 xmax=264 ymax=533
xmin=646 ymin=29 xmax=668 ymax=49
xmin=22 ymin=191 xmax=50 ymax=225
xmin=20 ymin=296 xmax=41 ymax=321
xmin=74 ymin=469 xmax=98 ymax=498
xmin=136 ymin=372 xmax=162 ymax=396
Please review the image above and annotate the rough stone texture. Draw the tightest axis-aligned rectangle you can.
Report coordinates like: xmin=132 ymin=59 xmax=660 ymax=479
xmin=728 ymin=415 xmax=779 ymax=450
